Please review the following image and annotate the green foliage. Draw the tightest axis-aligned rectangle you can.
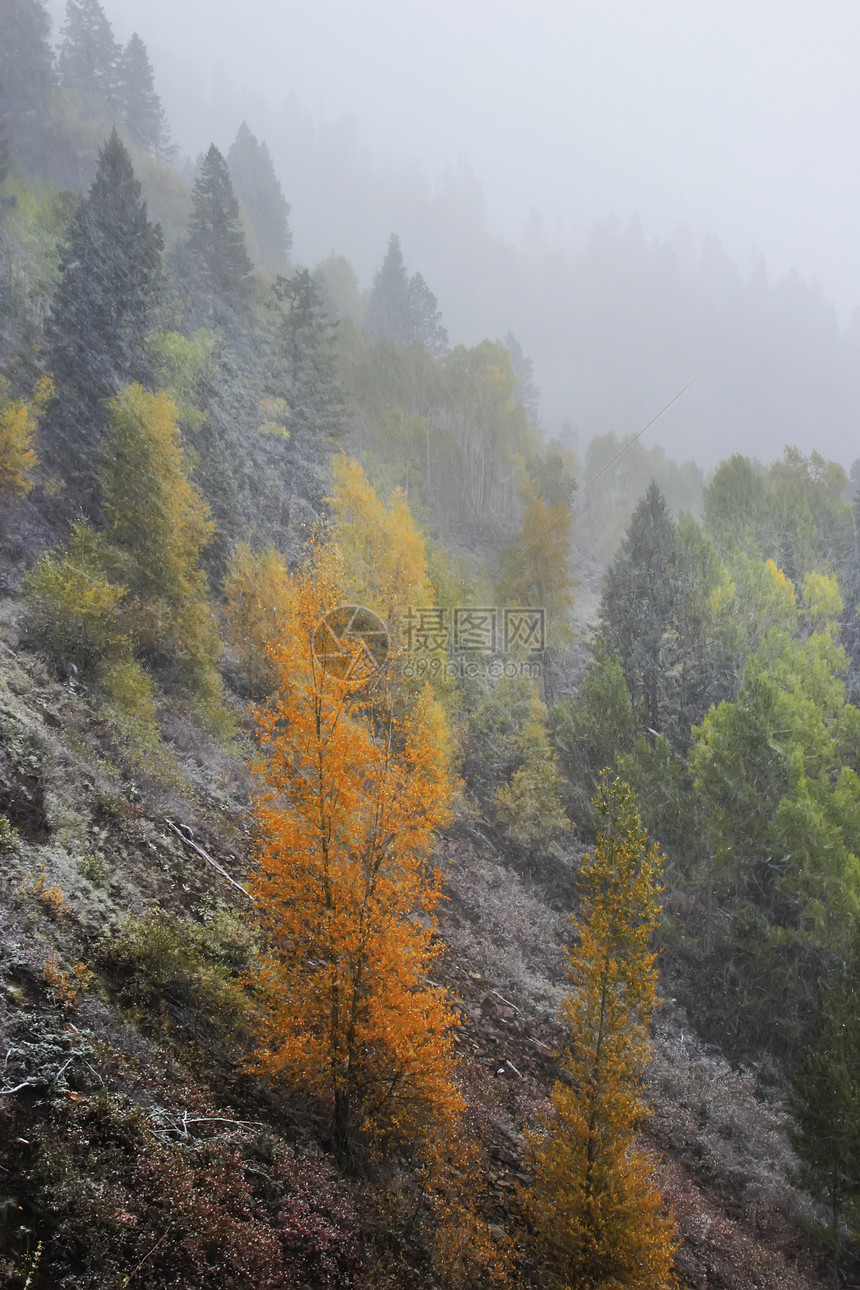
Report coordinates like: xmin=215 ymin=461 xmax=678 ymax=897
xmin=704 ymin=448 xmax=851 ymax=578
xmin=599 ymin=481 xmax=678 ymax=734
xmin=58 ymin=0 xmax=120 ymax=112
xmin=788 ymin=943 xmax=860 ymax=1279
xmin=366 ymin=231 xmax=447 ymax=352
xmin=116 ymin=31 xmax=173 ymax=160
xmin=0 ymin=0 xmax=54 ymax=162
xmin=494 ymin=692 xmax=570 ymax=855
xmin=101 ymin=383 xmax=222 ymax=705
xmin=188 ymin=143 xmax=254 ymax=325
xmin=687 ymin=617 xmax=860 ymax=1054
xmin=552 ymin=650 xmax=636 ymax=826
xmin=44 ymin=128 xmax=163 ymax=507
xmin=23 ymin=521 xmax=130 ymax=676
xmin=618 ymin=733 xmax=694 ymax=853
xmin=144 ymin=328 xmax=215 ymax=432
xmin=100 ymin=910 xmax=254 ymax=1038
xmin=267 ymin=268 xmax=344 ymax=441
xmin=227 ymin=120 xmax=291 ymax=276
xmin=0 ymin=813 xmax=22 ymax=856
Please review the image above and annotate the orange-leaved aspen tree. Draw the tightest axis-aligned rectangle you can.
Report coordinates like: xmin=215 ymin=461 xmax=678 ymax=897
xmin=249 ymin=538 xmax=463 ymax=1157
xmin=526 ymin=776 xmax=679 ymax=1289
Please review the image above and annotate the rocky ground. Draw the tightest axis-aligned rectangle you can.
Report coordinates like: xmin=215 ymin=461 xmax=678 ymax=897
xmin=0 ymin=593 xmax=852 ymax=1288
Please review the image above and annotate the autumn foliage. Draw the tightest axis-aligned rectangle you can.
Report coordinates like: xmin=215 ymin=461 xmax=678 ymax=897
xmin=249 ymin=539 xmax=463 ymax=1154
xmin=526 ymin=777 xmax=679 ymax=1288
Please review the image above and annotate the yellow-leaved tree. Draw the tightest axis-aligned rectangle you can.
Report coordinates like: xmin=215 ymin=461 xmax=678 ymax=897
xmin=223 ymin=542 xmax=293 ymax=695
xmin=100 ymin=383 xmax=222 ymax=706
xmin=249 ymin=537 xmax=463 ymax=1157
xmin=0 ymin=376 xmax=52 ymax=500
xmin=328 ymin=452 xmax=435 ymax=629
xmin=526 ymin=776 xmax=679 ymax=1289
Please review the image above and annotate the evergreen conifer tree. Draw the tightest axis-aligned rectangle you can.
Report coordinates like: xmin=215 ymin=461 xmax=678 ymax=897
xmin=788 ymin=944 xmax=860 ymax=1283
xmin=600 ymin=481 xmax=678 ymax=734
xmin=406 ymin=271 xmax=448 ymax=352
xmin=227 ymin=121 xmax=291 ymax=276
xmin=0 ymin=0 xmax=54 ymax=162
xmin=367 ymin=233 xmax=448 ymax=351
xmin=268 ymin=269 xmax=344 ymax=442
xmin=367 ymin=232 xmax=411 ymax=342
xmin=188 ymin=144 xmax=254 ymax=327
xmin=58 ymin=0 xmax=119 ymax=111
xmin=44 ymin=129 xmax=163 ymax=509
xmin=117 ymin=33 xmax=174 ymax=160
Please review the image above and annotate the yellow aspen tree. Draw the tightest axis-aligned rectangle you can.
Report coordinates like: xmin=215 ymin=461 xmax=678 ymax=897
xmin=526 ymin=776 xmax=679 ymax=1289
xmin=249 ymin=538 xmax=463 ymax=1156
xmin=0 ymin=376 xmax=51 ymax=499
xmin=328 ymin=452 xmax=435 ymax=627
xmin=222 ymin=542 xmax=294 ymax=695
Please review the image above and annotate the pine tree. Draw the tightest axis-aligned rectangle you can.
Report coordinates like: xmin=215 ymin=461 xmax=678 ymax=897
xmin=249 ymin=538 xmax=463 ymax=1156
xmin=367 ymin=232 xmax=410 ymax=342
xmin=600 ymin=481 xmax=678 ymax=735
xmin=526 ymin=777 xmax=679 ymax=1288
xmin=44 ymin=129 xmax=163 ymax=509
xmin=268 ymin=269 xmax=344 ymax=441
xmin=117 ymin=33 xmax=174 ymax=160
xmin=406 ymin=271 xmax=448 ymax=353
xmin=227 ymin=121 xmax=291 ymax=276
xmin=0 ymin=0 xmax=54 ymax=162
xmin=367 ymin=233 xmax=448 ymax=351
xmin=58 ymin=0 xmax=119 ymax=111
xmin=788 ymin=945 xmax=860 ymax=1284
xmin=188 ymin=144 xmax=254 ymax=326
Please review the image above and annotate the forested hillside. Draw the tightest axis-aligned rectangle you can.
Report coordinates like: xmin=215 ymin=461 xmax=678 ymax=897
xmin=2 ymin=3 xmax=860 ymax=1288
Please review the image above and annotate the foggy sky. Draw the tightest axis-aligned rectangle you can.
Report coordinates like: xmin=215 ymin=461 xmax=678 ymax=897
xmin=50 ymin=0 xmax=860 ymax=328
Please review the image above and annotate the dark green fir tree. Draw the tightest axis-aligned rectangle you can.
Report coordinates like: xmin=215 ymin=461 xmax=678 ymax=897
xmin=268 ymin=268 xmax=344 ymax=442
xmin=44 ymin=129 xmax=163 ymax=510
xmin=58 ymin=0 xmax=119 ymax=112
xmin=789 ymin=944 xmax=860 ymax=1284
xmin=188 ymin=143 xmax=254 ymax=327
xmin=599 ymin=481 xmax=678 ymax=735
xmin=227 ymin=121 xmax=291 ymax=277
xmin=117 ymin=33 xmax=174 ymax=161
xmin=0 ymin=0 xmax=54 ymax=163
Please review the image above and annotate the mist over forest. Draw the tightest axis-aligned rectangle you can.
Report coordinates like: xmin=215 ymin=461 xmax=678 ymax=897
xmin=39 ymin=0 xmax=860 ymax=468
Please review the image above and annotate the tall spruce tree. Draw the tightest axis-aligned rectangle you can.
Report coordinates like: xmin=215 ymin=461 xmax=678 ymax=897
xmin=117 ymin=33 xmax=174 ymax=161
xmin=788 ymin=944 xmax=860 ymax=1283
xmin=367 ymin=232 xmax=447 ymax=351
xmin=367 ymin=232 xmax=410 ymax=342
xmin=227 ymin=121 xmax=291 ymax=277
xmin=0 ymin=0 xmax=54 ymax=163
xmin=599 ymin=481 xmax=678 ymax=735
xmin=188 ymin=144 xmax=254 ymax=327
xmin=268 ymin=269 xmax=344 ymax=442
xmin=58 ymin=0 xmax=119 ymax=111
xmin=44 ymin=129 xmax=162 ymax=510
